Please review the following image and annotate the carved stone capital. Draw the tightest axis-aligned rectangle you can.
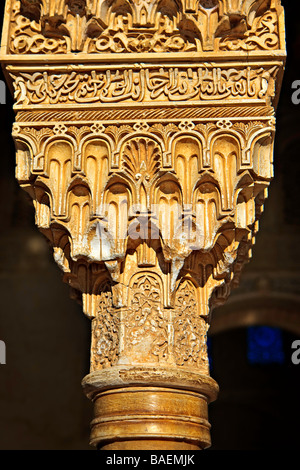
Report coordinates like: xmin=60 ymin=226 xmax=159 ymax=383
xmin=1 ymin=0 xmax=286 ymax=450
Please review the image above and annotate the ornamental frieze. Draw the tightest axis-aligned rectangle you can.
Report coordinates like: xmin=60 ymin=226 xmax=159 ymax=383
xmin=6 ymin=0 xmax=284 ymax=55
xmin=10 ymin=65 xmax=278 ymax=106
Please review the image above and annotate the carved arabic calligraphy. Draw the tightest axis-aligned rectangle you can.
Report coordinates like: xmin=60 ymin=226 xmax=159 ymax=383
xmin=12 ymin=66 xmax=272 ymax=106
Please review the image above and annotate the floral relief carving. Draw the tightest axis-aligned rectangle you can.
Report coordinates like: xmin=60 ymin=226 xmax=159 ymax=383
xmin=91 ymin=285 xmax=120 ymax=371
xmin=174 ymin=279 xmax=209 ymax=372
xmin=219 ymin=9 xmax=280 ymax=52
xmin=6 ymin=0 xmax=284 ymax=55
xmin=124 ymin=275 xmax=168 ymax=363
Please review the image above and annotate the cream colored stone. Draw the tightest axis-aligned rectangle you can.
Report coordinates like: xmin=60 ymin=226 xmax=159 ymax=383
xmin=0 ymin=0 xmax=286 ymax=450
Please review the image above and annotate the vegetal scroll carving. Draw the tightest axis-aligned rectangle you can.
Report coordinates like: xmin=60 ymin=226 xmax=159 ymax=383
xmin=174 ymin=279 xmax=209 ymax=372
xmin=91 ymin=285 xmax=120 ymax=371
xmin=124 ymin=274 xmax=168 ymax=363
xmin=6 ymin=0 xmax=284 ymax=55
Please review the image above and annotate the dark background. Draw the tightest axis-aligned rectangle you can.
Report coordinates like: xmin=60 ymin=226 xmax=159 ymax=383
xmin=0 ymin=0 xmax=299 ymax=450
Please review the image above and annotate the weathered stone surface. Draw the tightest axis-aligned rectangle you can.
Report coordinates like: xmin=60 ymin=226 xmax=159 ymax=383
xmin=0 ymin=0 xmax=286 ymax=449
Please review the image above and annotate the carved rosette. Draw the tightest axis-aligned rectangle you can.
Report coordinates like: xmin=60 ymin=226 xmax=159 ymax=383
xmin=1 ymin=0 xmax=286 ymax=450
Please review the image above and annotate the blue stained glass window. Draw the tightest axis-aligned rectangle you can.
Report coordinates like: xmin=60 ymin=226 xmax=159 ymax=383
xmin=247 ymin=326 xmax=285 ymax=365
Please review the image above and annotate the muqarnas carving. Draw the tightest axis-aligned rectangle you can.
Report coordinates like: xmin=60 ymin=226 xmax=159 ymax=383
xmin=12 ymin=116 xmax=276 ymax=373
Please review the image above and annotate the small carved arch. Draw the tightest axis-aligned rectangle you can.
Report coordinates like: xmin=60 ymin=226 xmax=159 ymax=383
xmin=193 ymin=181 xmax=222 ymax=251
xmin=250 ymin=132 xmax=274 ymax=180
xmin=67 ymin=174 xmax=91 ymax=194
xmin=154 ymin=175 xmax=183 ymax=203
xmin=44 ymin=140 xmax=74 ymax=218
xmin=169 ymin=131 xmax=205 ymax=168
xmin=55 ymin=230 xmax=71 ymax=257
xmin=210 ymin=131 xmax=243 ymax=159
xmin=43 ymin=136 xmax=76 ymax=173
xmin=49 ymin=222 xmax=74 ymax=270
xmin=66 ymin=184 xmax=91 ymax=257
xmin=52 ymin=231 xmax=72 ymax=273
xmin=34 ymin=187 xmax=51 ymax=229
xmin=104 ymin=181 xmax=131 ymax=242
xmin=34 ymin=176 xmax=55 ymax=217
xmin=174 ymin=275 xmax=200 ymax=305
xmin=80 ymin=138 xmax=111 ymax=216
xmin=211 ymin=135 xmax=242 ymax=212
xmin=232 ymin=172 xmax=255 ymax=218
xmin=79 ymin=134 xmax=113 ymax=169
xmin=127 ymin=270 xmax=165 ymax=307
xmin=198 ymin=259 xmax=217 ymax=291
xmin=104 ymin=179 xmax=132 ymax=205
xmin=235 ymin=185 xmax=256 ymax=230
xmin=210 ymin=230 xmax=239 ymax=280
xmin=69 ymin=262 xmax=88 ymax=298
xmin=171 ymin=136 xmax=202 ymax=204
xmin=15 ymin=139 xmax=34 ymax=182
xmin=155 ymin=178 xmax=183 ymax=243
xmin=15 ymin=132 xmax=47 ymax=174
xmin=193 ymin=177 xmax=222 ymax=205
xmin=242 ymin=126 xmax=273 ymax=166
xmin=213 ymin=229 xmax=236 ymax=253
xmin=209 ymin=130 xmax=245 ymax=168
xmin=92 ymin=275 xmax=112 ymax=297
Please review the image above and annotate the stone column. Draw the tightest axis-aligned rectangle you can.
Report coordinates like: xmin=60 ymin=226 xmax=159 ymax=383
xmin=0 ymin=0 xmax=286 ymax=450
